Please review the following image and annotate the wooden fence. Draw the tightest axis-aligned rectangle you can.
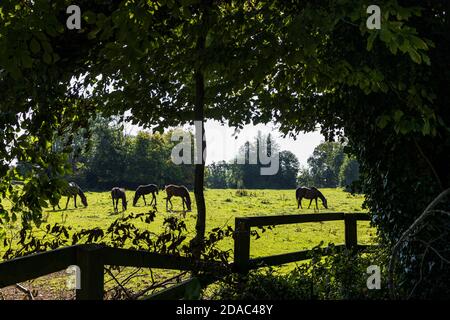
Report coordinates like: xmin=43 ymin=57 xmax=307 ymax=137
xmin=0 ymin=212 xmax=371 ymax=300
xmin=233 ymin=212 xmax=370 ymax=273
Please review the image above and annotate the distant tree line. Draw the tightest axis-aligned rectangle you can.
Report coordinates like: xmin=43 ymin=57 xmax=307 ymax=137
xmin=16 ymin=118 xmax=359 ymax=191
xmin=297 ymin=142 xmax=360 ymax=189
xmin=206 ymin=132 xmax=301 ymax=189
xmin=206 ymin=135 xmax=360 ymax=190
xmin=49 ymin=117 xmax=195 ymax=190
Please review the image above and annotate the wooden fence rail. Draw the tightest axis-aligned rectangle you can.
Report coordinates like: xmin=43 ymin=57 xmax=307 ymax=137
xmin=0 ymin=212 xmax=372 ymax=300
xmin=233 ymin=213 xmax=371 ymax=274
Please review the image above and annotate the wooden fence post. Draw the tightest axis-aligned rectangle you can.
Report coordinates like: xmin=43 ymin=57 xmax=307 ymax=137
xmin=76 ymin=244 xmax=104 ymax=300
xmin=234 ymin=218 xmax=250 ymax=274
xmin=344 ymin=215 xmax=358 ymax=250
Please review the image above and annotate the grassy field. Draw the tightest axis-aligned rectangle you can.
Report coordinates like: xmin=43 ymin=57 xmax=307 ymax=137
xmin=0 ymin=188 xmax=377 ymax=299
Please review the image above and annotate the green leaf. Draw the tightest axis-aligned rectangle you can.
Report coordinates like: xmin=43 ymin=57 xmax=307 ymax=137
xmin=421 ymin=53 xmax=431 ymax=66
xmin=84 ymin=11 xmax=97 ymax=24
xmin=410 ymin=36 xmax=428 ymax=50
xmin=377 ymin=115 xmax=390 ymax=129
xmin=30 ymin=38 xmax=41 ymax=54
xmin=88 ymin=28 xmax=101 ymax=40
xmin=43 ymin=52 xmax=52 ymax=64
xmin=21 ymin=54 xmax=33 ymax=68
xmin=408 ymin=49 xmax=422 ymax=64
xmin=422 ymin=120 xmax=431 ymax=135
xmin=367 ymin=32 xmax=377 ymax=51
xmin=393 ymin=110 xmax=404 ymax=122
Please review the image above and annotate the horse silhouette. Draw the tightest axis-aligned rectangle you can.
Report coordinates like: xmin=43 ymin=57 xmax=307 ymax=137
xmin=296 ymin=186 xmax=328 ymax=210
xmin=52 ymin=182 xmax=87 ymax=210
xmin=111 ymin=187 xmax=127 ymax=212
xmin=133 ymin=184 xmax=158 ymax=207
xmin=164 ymin=184 xmax=191 ymax=212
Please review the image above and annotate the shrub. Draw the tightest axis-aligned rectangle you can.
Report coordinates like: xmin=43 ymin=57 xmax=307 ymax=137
xmin=210 ymin=245 xmax=390 ymax=300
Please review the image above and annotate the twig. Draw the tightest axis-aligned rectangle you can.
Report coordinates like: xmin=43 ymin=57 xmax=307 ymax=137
xmin=118 ymin=268 xmax=143 ymax=288
xmin=407 ymin=245 xmax=428 ymax=299
xmin=414 ymin=138 xmax=444 ymax=191
xmin=416 ymin=239 xmax=450 ymax=264
xmin=104 ymin=268 xmax=133 ymax=300
xmin=15 ymin=283 xmax=34 ymax=300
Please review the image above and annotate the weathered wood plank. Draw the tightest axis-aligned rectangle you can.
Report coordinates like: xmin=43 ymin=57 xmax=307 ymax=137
xmin=243 ymin=213 xmax=345 ymax=227
xmin=248 ymin=245 xmax=347 ymax=268
xmin=344 ymin=216 xmax=358 ymax=250
xmin=0 ymin=246 xmax=77 ymax=288
xmin=103 ymin=247 xmax=192 ymax=270
xmin=233 ymin=218 xmax=251 ymax=274
xmin=102 ymin=247 xmax=221 ymax=272
xmin=241 ymin=213 xmax=370 ymax=227
xmin=143 ymin=275 xmax=222 ymax=300
xmin=75 ymin=244 xmax=105 ymax=300
xmin=143 ymin=278 xmax=198 ymax=300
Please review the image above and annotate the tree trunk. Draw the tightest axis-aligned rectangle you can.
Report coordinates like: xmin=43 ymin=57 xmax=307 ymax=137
xmin=191 ymin=33 xmax=206 ymax=260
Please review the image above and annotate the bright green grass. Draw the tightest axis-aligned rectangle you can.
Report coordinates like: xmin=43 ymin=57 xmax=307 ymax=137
xmin=6 ymin=188 xmax=375 ymax=257
xmin=1 ymin=188 xmax=376 ymax=298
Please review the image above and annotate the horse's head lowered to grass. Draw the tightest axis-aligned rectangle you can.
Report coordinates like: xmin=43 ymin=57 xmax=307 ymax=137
xmin=165 ymin=184 xmax=192 ymax=212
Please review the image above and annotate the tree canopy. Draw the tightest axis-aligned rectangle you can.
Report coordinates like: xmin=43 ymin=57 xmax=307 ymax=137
xmin=1 ymin=0 xmax=449 ymax=297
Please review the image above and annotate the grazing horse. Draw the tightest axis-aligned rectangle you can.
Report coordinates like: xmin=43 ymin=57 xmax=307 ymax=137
xmin=296 ymin=186 xmax=328 ymax=210
xmin=111 ymin=187 xmax=127 ymax=212
xmin=52 ymin=182 xmax=88 ymax=210
xmin=164 ymin=184 xmax=192 ymax=212
xmin=133 ymin=184 xmax=158 ymax=207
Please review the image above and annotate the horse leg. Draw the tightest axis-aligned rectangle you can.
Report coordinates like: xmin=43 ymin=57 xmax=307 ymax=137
xmin=182 ymin=197 xmax=185 ymax=211
xmin=65 ymin=197 xmax=70 ymax=210
xmin=153 ymin=194 xmax=158 ymax=210
xmin=315 ymin=198 xmax=319 ymax=210
xmin=308 ymin=199 xmax=313 ymax=209
xmin=143 ymin=195 xmax=147 ymax=206
xmin=74 ymin=194 xmax=77 ymax=208
xmin=166 ymin=196 xmax=170 ymax=211
xmin=151 ymin=193 xmax=156 ymax=207
xmin=297 ymin=197 xmax=300 ymax=209
xmin=181 ymin=202 xmax=186 ymax=218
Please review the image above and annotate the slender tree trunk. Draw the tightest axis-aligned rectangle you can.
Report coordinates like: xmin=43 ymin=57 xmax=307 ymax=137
xmin=191 ymin=32 xmax=206 ymax=260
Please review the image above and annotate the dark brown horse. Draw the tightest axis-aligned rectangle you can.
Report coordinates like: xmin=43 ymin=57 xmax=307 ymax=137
xmin=133 ymin=184 xmax=158 ymax=207
xmin=111 ymin=187 xmax=127 ymax=212
xmin=164 ymin=184 xmax=191 ymax=212
xmin=52 ymin=182 xmax=88 ymax=210
xmin=296 ymin=186 xmax=328 ymax=210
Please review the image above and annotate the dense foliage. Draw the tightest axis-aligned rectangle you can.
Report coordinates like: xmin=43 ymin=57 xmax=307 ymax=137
xmin=212 ymin=245 xmax=389 ymax=300
xmin=265 ymin=1 xmax=450 ymax=298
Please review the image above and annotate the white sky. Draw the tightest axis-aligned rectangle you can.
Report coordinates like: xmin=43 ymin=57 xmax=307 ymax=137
xmin=124 ymin=119 xmax=324 ymax=167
